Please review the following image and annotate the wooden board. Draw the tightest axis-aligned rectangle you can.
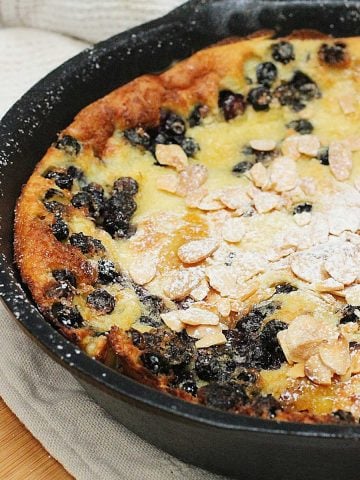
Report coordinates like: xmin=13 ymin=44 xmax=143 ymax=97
xmin=0 ymin=398 xmax=72 ymax=479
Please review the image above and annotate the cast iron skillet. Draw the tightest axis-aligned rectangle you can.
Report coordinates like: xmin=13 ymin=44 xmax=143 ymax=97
xmin=1 ymin=1 xmax=360 ymax=478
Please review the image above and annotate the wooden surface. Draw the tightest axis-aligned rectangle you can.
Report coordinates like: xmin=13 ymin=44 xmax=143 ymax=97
xmin=0 ymin=398 xmax=72 ymax=480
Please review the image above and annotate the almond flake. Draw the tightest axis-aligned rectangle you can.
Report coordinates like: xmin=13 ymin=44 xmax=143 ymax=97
xmin=253 ymin=190 xmax=281 ymax=213
xmin=345 ymin=285 xmax=360 ymax=306
xmin=185 ymin=188 xmax=207 ymax=208
xmin=178 ymin=238 xmax=218 ymax=264
xmin=206 ymin=265 xmax=238 ymax=297
xmin=155 ymin=144 xmax=188 ymax=171
xmin=162 ymin=268 xmax=203 ymax=300
xmin=197 ymin=192 xmax=224 ymax=211
xmin=216 ymin=297 xmax=231 ymax=317
xmin=249 ymin=163 xmax=269 ymax=189
xmin=222 ymin=217 xmax=245 ymax=243
xmin=327 ymin=207 xmax=359 ymax=235
xmin=129 ymin=254 xmax=158 ymax=285
xmin=281 ymin=135 xmax=301 ymax=159
xmin=186 ymin=323 xmax=223 ymax=339
xmin=218 ymin=187 xmax=251 ymax=210
xmin=277 ymin=314 xmax=338 ymax=363
xmin=290 ymin=252 xmax=324 ymax=283
xmin=350 ymin=349 xmax=360 ymax=375
xmin=297 ymin=134 xmax=320 ymax=157
xmin=160 ymin=311 xmax=185 ymax=332
xmin=176 ymin=307 xmax=219 ymax=326
xmin=270 ymin=156 xmax=298 ymax=192
xmin=338 ymin=94 xmax=356 ymax=114
xmin=195 ymin=332 xmax=227 ymax=349
xmin=304 ymin=353 xmax=333 ymax=385
xmin=319 ymin=336 xmax=350 ymax=375
xmin=324 ymin=244 xmax=359 ymax=285
xmin=314 ymin=278 xmax=344 ymax=292
xmin=156 ymin=173 xmax=179 ymax=193
xmin=236 ymin=281 xmax=259 ymax=301
xmin=329 ymin=141 xmax=352 ymax=181
xmin=294 ymin=212 xmax=311 ymax=226
xmin=249 ymin=139 xmax=276 ymax=151
xmin=190 ymin=279 xmax=209 ymax=301
xmin=176 ymin=164 xmax=208 ymax=196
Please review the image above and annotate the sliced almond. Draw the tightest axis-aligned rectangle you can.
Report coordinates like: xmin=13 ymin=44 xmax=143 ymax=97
xmin=329 ymin=141 xmax=352 ymax=181
xmin=345 ymin=285 xmax=360 ymax=306
xmin=160 ymin=311 xmax=185 ymax=332
xmin=290 ymin=252 xmax=324 ymax=283
xmin=253 ymin=190 xmax=281 ymax=213
xmin=304 ymin=353 xmax=333 ymax=385
xmin=190 ymin=279 xmax=210 ymax=301
xmin=249 ymin=162 xmax=269 ymax=189
xmin=195 ymin=332 xmax=227 ymax=349
xmin=293 ymin=212 xmax=312 ymax=226
xmin=249 ymin=139 xmax=276 ymax=151
xmin=197 ymin=192 xmax=224 ymax=211
xmin=324 ymin=244 xmax=358 ymax=285
xmin=270 ymin=156 xmax=298 ymax=192
xmin=176 ymin=164 xmax=208 ymax=196
xmin=176 ymin=307 xmax=219 ymax=326
xmin=319 ymin=336 xmax=350 ymax=375
xmin=178 ymin=238 xmax=218 ymax=264
xmin=129 ymin=254 xmax=158 ymax=285
xmin=206 ymin=265 xmax=239 ymax=297
xmin=222 ymin=217 xmax=246 ymax=243
xmin=186 ymin=323 xmax=223 ymax=339
xmin=281 ymin=135 xmax=301 ymax=159
xmin=297 ymin=134 xmax=320 ymax=157
xmin=162 ymin=268 xmax=203 ymax=300
xmin=327 ymin=207 xmax=359 ymax=236
xmin=314 ymin=278 xmax=344 ymax=292
xmin=350 ymin=349 xmax=360 ymax=375
xmin=156 ymin=173 xmax=179 ymax=193
xmin=216 ymin=297 xmax=231 ymax=317
xmin=218 ymin=187 xmax=251 ymax=210
xmin=155 ymin=144 xmax=188 ymax=171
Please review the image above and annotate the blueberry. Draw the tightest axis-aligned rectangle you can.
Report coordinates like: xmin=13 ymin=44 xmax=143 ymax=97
xmin=251 ymin=394 xmax=282 ymax=418
xmin=97 ymin=259 xmax=118 ymax=284
xmin=274 ymin=70 xmax=320 ymax=111
xmin=69 ymin=232 xmax=105 ymax=254
xmin=87 ymin=289 xmax=115 ymax=314
xmin=256 ymin=62 xmax=277 ymax=87
xmin=286 ymin=119 xmax=313 ymax=135
xmin=113 ymin=177 xmax=139 ymax=195
xmin=45 ymin=170 xmax=73 ymax=190
xmin=275 ymin=283 xmax=297 ymax=294
xmin=237 ymin=368 xmax=258 ymax=384
xmin=124 ymin=127 xmax=151 ymax=148
xmin=293 ymin=202 xmax=312 ymax=215
xmin=340 ymin=305 xmax=360 ymax=324
xmin=107 ymin=192 xmax=137 ymax=216
xmin=332 ymin=409 xmax=355 ymax=423
xmin=103 ymin=211 xmax=130 ymax=238
xmin=66 ymin=165 xmax=82 ymax=179
xmin=271 ymin=41 xmax=295 ymax=64
xmin=51 ymin=302 xmax=83 ymax=328
xmin=195 ymin=354 xmax=222 ymax=381
xmin=52 ymin=218 xmax=69 ymax=241
xmin=52 ymin=269 xmax=77 ymax=287
xmin=232 ymin=161 xmax=253 ymax=175
xmin=317 ymin=147 xmax=329 ymax=165
xmin=55 ymin=135 xmax=81 ymax=156
xmin=139 ymin=315 xmax=162 ymax=328
xmin=291 ymin=71 xmax=320 ymax=101
xmin=247 ymin=86 xmax=272 ymax=111
xmin=140 ymin=352 xmax=169 ymax=374
xmin=198 ymin=382 xmax=248 ymax=411
xmin=161 ymin=110 xmax=186 ymax=136
xmin=43 ymin=200 xmax=65 ymax=215
xmin=236 ymin=302 xmax=278 ymax=336
xmin=218 ymin=90 xmax=246 ymax=121
xmin=318 ymin=42 xmax=348 ymax=66
xmin=180 ymin=137 xmax=199 ymax=157
xmin=188 ymin=104 xmax=208 ymax=127
xmin=181 ymin=380 xmax=198 ymax=396
xmin=71 ymin=191 xmax=91 ymax=209
xmin=81 ymin=183 xmax=105 ymax=218
xmin=46 ymin=281 xmax=74 ymax=299
xmin=44 ymin=188 xmax=64 ymax=200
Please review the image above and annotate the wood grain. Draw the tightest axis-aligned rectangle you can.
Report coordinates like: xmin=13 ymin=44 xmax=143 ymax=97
xmin=0 ymin=398 xmax=72 ymax=480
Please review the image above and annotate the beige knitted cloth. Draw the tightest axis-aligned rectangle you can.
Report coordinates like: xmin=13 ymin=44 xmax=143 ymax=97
xmin=0 ymin=1 xmax=225 ymax=478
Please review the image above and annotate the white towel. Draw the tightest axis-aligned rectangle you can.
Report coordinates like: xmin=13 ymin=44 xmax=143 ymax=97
xmin=0 ymin=1 xmax=226 ymax=478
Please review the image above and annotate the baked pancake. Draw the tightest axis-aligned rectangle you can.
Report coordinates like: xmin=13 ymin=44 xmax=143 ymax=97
xmin=15 ymin=30 xmax=360 ymax=423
